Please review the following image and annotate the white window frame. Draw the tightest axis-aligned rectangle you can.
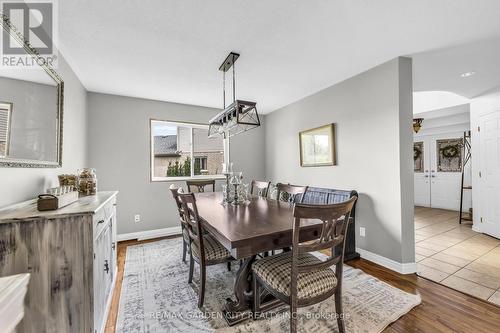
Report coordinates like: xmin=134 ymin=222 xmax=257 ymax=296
xmin=150 ymin=119 xmax=228 ymax=182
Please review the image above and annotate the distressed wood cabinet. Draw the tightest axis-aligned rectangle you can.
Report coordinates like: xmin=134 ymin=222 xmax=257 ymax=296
xmin=0 ymin=191 xmax=118 ymax=333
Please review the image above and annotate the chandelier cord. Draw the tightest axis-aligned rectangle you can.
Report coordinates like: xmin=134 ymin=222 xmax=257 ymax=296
xmin=232 ymin=56 xmax=236 ymax=103
xmin=223 ymin=70 xmax=226 ymax=109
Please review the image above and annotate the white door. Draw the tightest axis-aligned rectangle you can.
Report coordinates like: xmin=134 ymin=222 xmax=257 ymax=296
xmin=479 ymin=112 xmax=500 ymax=238
xmin=429 ymin=134 xmax=465 ymax=211
xmin=414 ymin=133 xmax=470 ymax=211
xmin=414 ymin=139 xmax=431 ymax=207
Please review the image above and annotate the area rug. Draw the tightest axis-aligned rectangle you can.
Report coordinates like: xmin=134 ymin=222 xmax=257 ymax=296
xmin=116 ymin=238 xmax=421 ymax=333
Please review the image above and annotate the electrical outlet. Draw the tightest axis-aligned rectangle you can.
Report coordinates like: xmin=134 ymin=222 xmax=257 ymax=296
xmin=134 ymin=214 xmax=141 ymax=223
xmin=360 ymin=227 xmax=366 ymax=237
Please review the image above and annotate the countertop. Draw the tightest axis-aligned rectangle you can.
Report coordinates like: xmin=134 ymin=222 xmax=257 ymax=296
xmin=0 ymin=191 xmax=118 ymax=223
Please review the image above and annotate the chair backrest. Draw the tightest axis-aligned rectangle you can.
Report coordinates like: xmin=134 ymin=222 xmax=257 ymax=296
xmin=186 ymin=179 xmax=216 ymax=193
xmin=276 ymin=183 xmax=308 ymax=203
xmin=178 ymin=193 xmax=205 ymax=258
xmin=170 ymin=188 xmax=186 ymax=225
xmin=290 ymin=196 xmax=357 ymax=294
xmin=170 ymin=188 xmax=183 ymax=211
xmin=250 ymin=180 xmax=271 ymax=197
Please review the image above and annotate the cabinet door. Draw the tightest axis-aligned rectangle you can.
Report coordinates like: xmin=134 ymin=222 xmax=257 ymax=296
xmin=109 ymin=208 xmax=117 ymax=279
xmin=101 ymin=223 xmax=113 ymax=299
xmin=93 ymin=220 xmax=113 ymax=333
xmin=93 ymin=226 xmax=106 ymax=332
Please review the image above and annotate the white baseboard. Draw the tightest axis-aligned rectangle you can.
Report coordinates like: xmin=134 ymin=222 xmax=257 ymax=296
xmin=356 ymin=247 xmax=417 ymax=274
xmin=117 ymin=226 xmax=182 ymax=242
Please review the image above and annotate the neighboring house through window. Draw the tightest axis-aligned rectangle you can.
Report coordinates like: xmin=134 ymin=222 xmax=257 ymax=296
xmin=150 ymin=119 xmax=226 ymax=181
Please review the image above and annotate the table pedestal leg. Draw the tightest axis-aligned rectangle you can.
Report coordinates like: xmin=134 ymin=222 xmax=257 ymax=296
xmin=223 ymin=255 xmax=255 ymax=325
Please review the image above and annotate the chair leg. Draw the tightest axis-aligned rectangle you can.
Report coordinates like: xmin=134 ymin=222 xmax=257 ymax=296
xmin=252 ymin=273 xmax=260 ymax=318
xmin=188 ymin=253 xmax=194 ymax=283
xmin=290 ymin=304 xmax=297 ymax=333
xmin=182 ymin=240 xmax=187 ymax=263
xmin=335 ymin=290 xmax=345 ymax=333
xmin=227 ymin=261 xmax=231 ymax=272
xmin=198 ymin=264 xmax=206 ymax=308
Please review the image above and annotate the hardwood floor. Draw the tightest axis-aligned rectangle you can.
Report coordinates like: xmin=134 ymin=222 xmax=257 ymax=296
xmin=106 ymin=237 xmax=500 ymax=333
xmin=104 ymin=237 xmax=172 ymax=333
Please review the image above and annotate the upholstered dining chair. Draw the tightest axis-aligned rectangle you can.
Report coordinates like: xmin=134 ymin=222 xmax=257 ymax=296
xmin=276 ymin=183 xmax=308 ymax=203
xmin=170 ymin=187 xmax=189 ymax=263
xmin=252 ymin=196 xmax=357 ymax=333
xmin=178 ymin=192 xmax=235 ymax=308
xmin=186 ymin=179 xmax=216 ymax=193
xmin=250 ymin=180 xmax=271 ymax=197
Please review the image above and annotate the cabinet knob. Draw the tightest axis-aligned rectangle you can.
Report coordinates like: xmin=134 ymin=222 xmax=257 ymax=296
xmin=104 ymin=260 xmax=109 ymax=274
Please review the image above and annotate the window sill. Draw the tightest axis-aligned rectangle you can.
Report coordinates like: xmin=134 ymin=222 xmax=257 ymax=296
xmin=151 ymin=175 xmax=227 ymax=183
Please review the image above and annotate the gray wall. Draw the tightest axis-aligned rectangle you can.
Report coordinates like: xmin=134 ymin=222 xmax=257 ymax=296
xmin=87 ymin=93 xmax=265 ymax=235
xmin=0 ymin=55 xmax=88 ymax=208
xmin=264 ymin=57 xmax=414 ymax=264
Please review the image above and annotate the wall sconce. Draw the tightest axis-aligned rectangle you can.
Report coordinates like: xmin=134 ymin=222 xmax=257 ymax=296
xmin=413 ymin=118 xmax=423 ymax=133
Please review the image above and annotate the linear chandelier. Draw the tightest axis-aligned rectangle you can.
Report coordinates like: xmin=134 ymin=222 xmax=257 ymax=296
xmin=208 ymin=52 xmax=260 ymax=138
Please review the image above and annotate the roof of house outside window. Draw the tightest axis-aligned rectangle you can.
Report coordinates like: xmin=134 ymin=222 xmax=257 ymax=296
xmin=154 ymin=135 xmax=181 ymax=157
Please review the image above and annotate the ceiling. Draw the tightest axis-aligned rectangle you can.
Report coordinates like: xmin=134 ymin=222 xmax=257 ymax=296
xmin=412 ymin=36 xmax=500 ymax=98
xmin=58 ymin=0 xmax=500 ymax=113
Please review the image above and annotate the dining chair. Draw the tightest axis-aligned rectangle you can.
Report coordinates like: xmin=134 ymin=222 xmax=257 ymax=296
xmin=252 ymin=196 xmax=357 ymax=333
xmin=276 ymin=183 xmax=308 ymax=203
xmin=170 ymin=187 xmax=189 ymax=263
xmin=178 ymin=192 xmax=235 ymax=308
xmin=186 ymin=179 xmax=216 ymax=193
xmin=250 ymin=180 xmax=271 ymax=197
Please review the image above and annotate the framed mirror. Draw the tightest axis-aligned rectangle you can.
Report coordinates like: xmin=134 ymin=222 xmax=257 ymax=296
xmin=0 ymin=14 xmax=64 ymax=168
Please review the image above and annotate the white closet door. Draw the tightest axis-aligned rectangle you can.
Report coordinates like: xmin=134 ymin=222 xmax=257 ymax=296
xmin=479 ymin=112 xmax=500 ymax=238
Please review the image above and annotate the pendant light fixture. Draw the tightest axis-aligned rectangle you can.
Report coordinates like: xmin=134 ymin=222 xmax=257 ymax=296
xmin=208 ymin=52 xmax=260 ymax=138
xmin=413 ymin=118 xmax=424 ymax=133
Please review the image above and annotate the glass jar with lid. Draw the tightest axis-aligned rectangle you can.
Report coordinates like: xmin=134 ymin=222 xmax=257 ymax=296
xmin=78 ymin=168 xmax=97 ymax=196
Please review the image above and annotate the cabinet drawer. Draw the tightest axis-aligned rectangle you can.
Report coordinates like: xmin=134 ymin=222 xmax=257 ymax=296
xmin=93 ymin=198 xmax=116 ymax=239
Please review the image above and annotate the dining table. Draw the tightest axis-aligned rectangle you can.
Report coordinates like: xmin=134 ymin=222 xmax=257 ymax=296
xmin=193 ymin=192 xmax=324 ymax=326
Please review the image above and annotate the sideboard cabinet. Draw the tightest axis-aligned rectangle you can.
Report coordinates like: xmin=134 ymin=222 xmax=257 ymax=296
xmin=0 ymin=191 xmax=118 ymax=333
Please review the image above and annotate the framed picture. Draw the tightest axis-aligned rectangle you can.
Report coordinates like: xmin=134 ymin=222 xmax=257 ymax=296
xmin=437 ymin=138 xmax=462 ymax=172
xmin=299 ymin=124 xmax=336 ymax=167
xmin=414 ymin=141 xmax=424 ymax=173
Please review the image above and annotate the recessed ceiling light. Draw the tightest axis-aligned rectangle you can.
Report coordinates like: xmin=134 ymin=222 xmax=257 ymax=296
xmin=460 ymin=71 xmax=476 ymax=78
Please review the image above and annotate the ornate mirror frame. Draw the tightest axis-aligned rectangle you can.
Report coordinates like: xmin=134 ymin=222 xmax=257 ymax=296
xmin=0 ymin=13 xmax=64 ymax=168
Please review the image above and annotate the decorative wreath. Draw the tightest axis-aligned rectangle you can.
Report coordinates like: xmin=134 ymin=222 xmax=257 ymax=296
xmin=414 ymin=146 xmax=422 ymax=160
xmin=440 ymin=145 xmax=460 ymax=159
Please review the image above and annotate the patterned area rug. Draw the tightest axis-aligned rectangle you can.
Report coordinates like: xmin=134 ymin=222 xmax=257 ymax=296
xmin=116 ymin=238 xmax=420 ymax=333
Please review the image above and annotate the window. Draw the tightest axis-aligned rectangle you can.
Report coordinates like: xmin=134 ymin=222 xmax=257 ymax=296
xmin=150 ymin=119 xmax=226 ymax=181
xmin=194 ymin=157 xmax=208 ymax=174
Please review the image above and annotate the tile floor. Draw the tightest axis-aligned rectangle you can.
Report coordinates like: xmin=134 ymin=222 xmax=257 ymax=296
xmin=414 ymin=206 xmax=500 ymax=306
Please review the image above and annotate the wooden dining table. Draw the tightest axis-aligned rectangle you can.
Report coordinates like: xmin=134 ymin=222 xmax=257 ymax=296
xmin=194 ymin=192 xmax=324 ymax=325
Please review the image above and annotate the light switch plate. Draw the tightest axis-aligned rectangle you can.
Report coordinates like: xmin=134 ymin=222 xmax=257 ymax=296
xmin=360 ymin=227 xmax=366 ymax=237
